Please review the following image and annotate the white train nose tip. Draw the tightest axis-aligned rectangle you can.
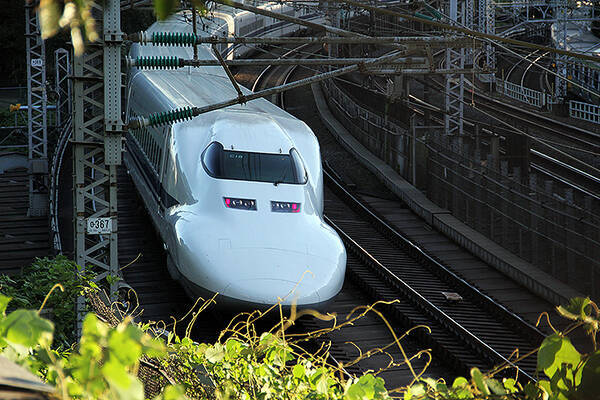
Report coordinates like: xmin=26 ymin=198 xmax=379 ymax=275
xmin=222 ymin=278 xmax=321 ymax=305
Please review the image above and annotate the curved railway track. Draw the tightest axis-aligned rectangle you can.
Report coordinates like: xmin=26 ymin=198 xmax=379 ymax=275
xmin=321 ymin=166 xmax=542 ymax=379
xmin=468 ymin=87 xmax=600 ymax=155
xmin=335 ymin=70 xmax=600 ymax=200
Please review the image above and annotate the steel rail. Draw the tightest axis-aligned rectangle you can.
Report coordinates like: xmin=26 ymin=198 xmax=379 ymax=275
xmin=471 ymin=93 xmax=600 ymax=150
xmin=530 ymin=150 xmax=600 ymax=201
xmin=405 ymin=93 xmax=600 ymax=199
xmin=322 ymin=170 xmax=539 ymax=381
xmin=251 ymin=44 xmax=311 ymax=92
xmin=49 ymin=118 xmax=72 ymax=254
xmin=322 ymin=164 xmax=545 ymax=340
xmin=414 ymin=75 xmax=600 ymax=164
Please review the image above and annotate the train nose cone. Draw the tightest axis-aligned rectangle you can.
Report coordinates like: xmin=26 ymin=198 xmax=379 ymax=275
xmin=223 ymin=278 xmax=321 ymax=305
xmin=216 ymin=248 xmax=343 ymax=307
xmin=170 ymin=207 xmax=346 ymax=309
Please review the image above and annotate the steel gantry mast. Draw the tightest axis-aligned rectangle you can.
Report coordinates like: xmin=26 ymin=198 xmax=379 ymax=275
xmin=73 ymin=0 xmax=123 ymax=328
xmin=54 ymin=48 xmax=71 ymax=127
xmin=553 ymin=0 xmax=568 ymax=100
xmin=445 ymin=0 xmax=465 ymax=137
xmin=478 ymin=0 xmax=495 ymax=82
xmin=25 ymin=1 xmax=48 ymax=216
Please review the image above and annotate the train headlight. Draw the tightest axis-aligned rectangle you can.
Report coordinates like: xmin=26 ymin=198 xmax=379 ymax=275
xmin=271 ymin=201 xmax=301 ymax=213
xmin=224 ymin=197 xmax=257 ymax=211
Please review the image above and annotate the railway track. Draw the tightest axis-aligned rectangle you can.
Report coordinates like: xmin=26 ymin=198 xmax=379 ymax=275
xmin=321 ymin=165 xmax=542 ymax=379
xmin=406 ymin=90 xmax=600 ymax=200
xmin=467 ymin=86 xmax=600 ymax=154
xmin=0 ymin=166 xmax=50 ymax=274
xmin=333 ymin=72 xmax=600 ymax=201
xmin=243 ymin=42 xmax=558 ymax=386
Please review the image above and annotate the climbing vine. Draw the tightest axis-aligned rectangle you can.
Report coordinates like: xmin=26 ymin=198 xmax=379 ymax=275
xmin=0 ymin=258 xmax=599 ymax=399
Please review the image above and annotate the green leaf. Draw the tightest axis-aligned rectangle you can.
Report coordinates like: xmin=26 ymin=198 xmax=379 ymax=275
xmin=422 ymin=377 xmax=437 ymax=388
xmin=316 ymin=376 xmax=329 ymax=394
xmin=0 ymin=294 xmax=10 ymax=317
xmin=524 ymin=381 xmax=541 ymax=399
xmin=346 ymin=374 xmax=387 ymax=399
xmin=470 ymin=368 xmax=489 ymax=395
xmin=0 ymin=309 xmax=54 ymax=352
xmin=82 ymin=313 xmax=108 ymax=338
xmin=435 ymin=382 xmax=448 ymax=393
xmin=502 ymin=378 xmax=517 ymax=393
xmin=154 ymin=0 xmax=180 ymax=20
xmin=259 ymin=332 xmax=276 ymax=347
xmin=452 ymin=376 xmax=468 ymax=388
xmin=108 ymin=329 xmax=143 ymax=367
xmin=538 ymin=380 xmax=552 ymax=396
xmin=557 ymin=297 xmax=592 ymax=321
xmin=537 ymin=334 xmax=581 ymax=379
xmin=580 ymin=352 xmax=600 ymax=397
xmin=160 ymin=384 xmax=188 ymax=400
xmin=410 ymin=383 xmax=425 ymax=398
xmin=102 ymin=359 xmax=133 ymax=389
xmin=225 ymin=338 xmax=244 ymax=359
xmin=205 ymin=343 xmax=225 ymax=363
xmin=111 ymin=376 xmax=144 ymax=400
xmin=293 ymin=364 xmax=305 ymax=379
xmin=485 ymin=378 xmax=506 ymax=395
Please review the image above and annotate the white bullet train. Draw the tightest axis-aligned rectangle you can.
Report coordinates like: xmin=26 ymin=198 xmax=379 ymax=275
xmin=125 ymin=4 xmax=346 ymax=309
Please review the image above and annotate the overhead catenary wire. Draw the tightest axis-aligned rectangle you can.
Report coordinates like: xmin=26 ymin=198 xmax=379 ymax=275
xmin=329 ymin=0 xmax=600 ymax=99
xmin=207 ymin=0 xmax=600 ymax=98
xmin=128 ymin=48 xmax=409 ymax=129
xmin=131 ymin=0 xmax=599 ymax=171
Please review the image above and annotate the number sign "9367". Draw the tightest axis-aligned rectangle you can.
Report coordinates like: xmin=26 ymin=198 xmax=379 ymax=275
xmin=86 ymin=217 xmax=112 ymax=234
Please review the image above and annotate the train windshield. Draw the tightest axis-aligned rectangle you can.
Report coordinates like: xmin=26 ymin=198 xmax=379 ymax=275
xmin=202 ymin=142 xmax=307 ymax=184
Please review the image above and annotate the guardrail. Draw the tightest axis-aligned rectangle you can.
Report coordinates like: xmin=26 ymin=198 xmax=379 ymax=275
xmin=495 ymin=79 xmax=552 ymax=108
xmin=569 ymin=100 xmax=600 ymax=125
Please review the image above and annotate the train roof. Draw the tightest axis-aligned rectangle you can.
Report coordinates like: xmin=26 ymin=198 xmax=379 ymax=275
xmin=128 ymin=10 xmax=316 ymax=154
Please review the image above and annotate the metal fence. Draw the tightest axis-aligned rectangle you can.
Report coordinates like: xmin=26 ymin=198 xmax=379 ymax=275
xmin=495 ymin=79 xmax=552 ymax=108
xmin=569 ymin=100 xmax=600 ymax=124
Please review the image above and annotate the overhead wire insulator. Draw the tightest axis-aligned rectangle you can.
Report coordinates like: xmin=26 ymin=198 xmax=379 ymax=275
xmin=147 ymin=107 xmax=195 ymax=127
xmin=132 ymin=56 xmax=184 ymax=69
xmin=150 ymin=32 xmax=199 ymax=46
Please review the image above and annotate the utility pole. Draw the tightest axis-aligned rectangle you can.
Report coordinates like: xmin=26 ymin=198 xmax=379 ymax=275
xmin=72 ymin=0 xmax=123 ymax=332
xmin=25 ymin=1 xmax=48 ymax=216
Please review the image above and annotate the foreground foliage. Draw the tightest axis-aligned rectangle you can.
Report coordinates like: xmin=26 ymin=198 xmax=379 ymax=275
xmin=38 ymin=0 xmax=205 ymax=55
xmin=0 ymin=256 xmax=94 ymax=347
xmin=404 ymin=297 xmax=600 ymax=400
xmin=0 ymin=257 xmax=599 ymax=399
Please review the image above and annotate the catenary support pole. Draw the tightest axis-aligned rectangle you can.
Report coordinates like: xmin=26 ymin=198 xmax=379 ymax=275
xmin=25 ymin=2 xmax=48 ymax=216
